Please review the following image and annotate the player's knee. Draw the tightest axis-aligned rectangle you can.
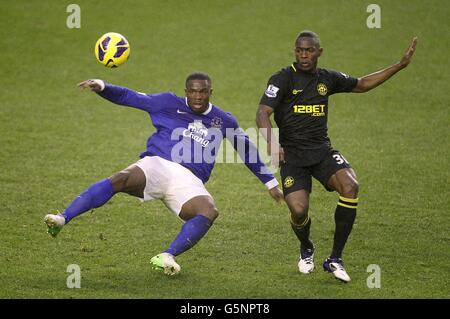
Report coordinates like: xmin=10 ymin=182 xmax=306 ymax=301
xmin=202 ymin=206 xmax=219 ymax=222
xmin=290 ymin=202 xmax=309 ymax=220
xmin=341 ymin=179 xmax=359 ymax=198
xmin=109 ymin=171 xmax=131 ymax=193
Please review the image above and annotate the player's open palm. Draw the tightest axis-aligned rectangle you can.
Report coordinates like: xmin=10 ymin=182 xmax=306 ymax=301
xmin=78 ymin=79 xmax=102 ymax=92
xmin=400 ymin=37 xmax=418 ymax=68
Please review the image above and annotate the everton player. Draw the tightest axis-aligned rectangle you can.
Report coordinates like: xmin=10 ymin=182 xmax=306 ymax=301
xmin=45 ymin=72 xmax=283 ymax=275
xmin=256 ymin=31 xmax=417 ymax=282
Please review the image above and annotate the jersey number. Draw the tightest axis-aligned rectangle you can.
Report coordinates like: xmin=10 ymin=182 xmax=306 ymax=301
xmin=333 ymin=154 xmax=349 ymax=165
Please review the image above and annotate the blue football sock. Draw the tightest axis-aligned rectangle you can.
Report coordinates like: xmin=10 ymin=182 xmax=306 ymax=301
xmin=165 ymin=214 xmax=213 ymax=256
xmin=62 ymin=178 xmax=115 ymax=223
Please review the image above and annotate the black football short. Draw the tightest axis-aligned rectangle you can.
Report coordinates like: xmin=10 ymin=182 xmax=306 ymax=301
xmin=280 ymin=149 xmax=352 ymax=195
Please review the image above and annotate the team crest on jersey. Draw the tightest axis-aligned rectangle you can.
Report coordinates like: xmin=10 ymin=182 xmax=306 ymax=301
xmin=265 ymin=84 xmax=280 ymax=98
xmin=210 ymin=117 xmax=223 ymax=129
xmin=317 ymin=83 xmax=328 ymax=96
xmin=284 ymin=176 xmax=294 ymax=188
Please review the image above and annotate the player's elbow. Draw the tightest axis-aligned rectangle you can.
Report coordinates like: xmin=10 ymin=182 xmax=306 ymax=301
xmin=256 ymin=108 xmax=270 ymax=127
xmin=353 ymin=78 xmax=371 ymax=93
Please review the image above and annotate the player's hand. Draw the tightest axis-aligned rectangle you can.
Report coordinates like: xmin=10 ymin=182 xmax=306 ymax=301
xmin=268 ymin=186 xmax=284 ymax=203
xmin=78 ymin=79 xmax=103 ymax=92
xmin=399 ymin=37 xmax=418 ymax=68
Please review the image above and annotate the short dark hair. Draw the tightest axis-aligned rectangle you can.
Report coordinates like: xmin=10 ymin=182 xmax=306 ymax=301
xmin=295 ymin=30 xmax=321 ymax=48
xmin=185 ymin=72 xmax=212 ymax=87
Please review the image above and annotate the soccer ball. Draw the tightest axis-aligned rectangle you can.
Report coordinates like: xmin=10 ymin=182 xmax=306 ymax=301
xmin=94 ymin=32 xmax=130 ymax=68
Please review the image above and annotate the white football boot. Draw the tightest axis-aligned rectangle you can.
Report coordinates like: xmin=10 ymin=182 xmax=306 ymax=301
xmin=323 ymin=257 xmax=351 ymax=283
xmin=298 ymin=246 xmax=315 ymax=274
xmin=44 ymin=214 xmax=66 ymax=238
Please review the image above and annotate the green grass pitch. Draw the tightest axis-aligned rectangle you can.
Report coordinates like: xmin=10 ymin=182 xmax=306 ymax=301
xmin=0 ymin=0 xmax=449 ymax=299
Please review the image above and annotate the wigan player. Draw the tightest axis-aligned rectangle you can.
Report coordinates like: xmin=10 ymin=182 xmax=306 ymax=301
xmin=257 ymin=31 xmax=417 ymax=282
xmin=45 ymin=73 xmax=283 ymax=275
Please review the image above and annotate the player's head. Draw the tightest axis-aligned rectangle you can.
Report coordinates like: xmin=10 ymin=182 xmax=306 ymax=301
xmin=294 ymin=30 xmax=323 ymax=73
xmin=185 ymin=72 xmax=213 ymax=113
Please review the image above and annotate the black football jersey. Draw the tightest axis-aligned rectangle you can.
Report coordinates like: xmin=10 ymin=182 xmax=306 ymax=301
xmin=259 ymin=62 xmax=358 ymax=166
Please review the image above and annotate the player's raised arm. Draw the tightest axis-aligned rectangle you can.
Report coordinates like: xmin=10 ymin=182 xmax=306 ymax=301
xmin=78 ymin=79 xmax=153 ymax=112
xmin=353 ymin=37 xmax=418 ymax=93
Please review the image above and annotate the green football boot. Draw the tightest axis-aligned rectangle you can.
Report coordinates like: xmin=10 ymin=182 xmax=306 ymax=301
xmin=150 ymin=253 xmax=181 ymax=275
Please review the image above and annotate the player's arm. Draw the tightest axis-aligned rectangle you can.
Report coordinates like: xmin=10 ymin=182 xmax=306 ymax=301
xmin=256 ymin=104 xmax=284 ymax=165
xmin=78 ymin=79 xmax=152 ymax=112
xmin=226 ymin=121 xmax=283 ymax=203
xmin=353 ymin=37 xmax=418 ymax=93
xmin=256 ymin=73 xmax=288 ymax=165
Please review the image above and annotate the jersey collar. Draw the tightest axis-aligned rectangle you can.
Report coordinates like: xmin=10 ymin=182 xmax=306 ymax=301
xmin=291 ymin=62 xmax=319 ymax=76
xmin=184 ymin=97 xmax=213 ymax=115
xmin=291 ymin=63 xmax=297 ymax=72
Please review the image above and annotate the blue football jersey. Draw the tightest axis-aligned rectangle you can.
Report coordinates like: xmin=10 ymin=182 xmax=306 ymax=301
xmin=98 ymin=83 xmax=276 ymax=185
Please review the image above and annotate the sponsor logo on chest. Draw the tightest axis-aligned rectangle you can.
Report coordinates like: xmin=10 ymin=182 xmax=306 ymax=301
xmin=293 ymin=104 xmax=326 ymax=117
xmin=183 ymin=120 xmax=210 ymax=147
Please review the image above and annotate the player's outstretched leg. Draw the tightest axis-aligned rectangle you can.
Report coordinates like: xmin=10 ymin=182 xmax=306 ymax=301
xmin=150 ymin=196 xmax=218 ymax=275
xmin=44 ymin=165 xmax=146 ymax=238
xmin=44 ymin=178 xmax=115 ymax=237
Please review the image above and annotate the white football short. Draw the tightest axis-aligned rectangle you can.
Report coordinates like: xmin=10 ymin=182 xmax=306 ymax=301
xmin=134 ymin=156 xmax=212 ymax=216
